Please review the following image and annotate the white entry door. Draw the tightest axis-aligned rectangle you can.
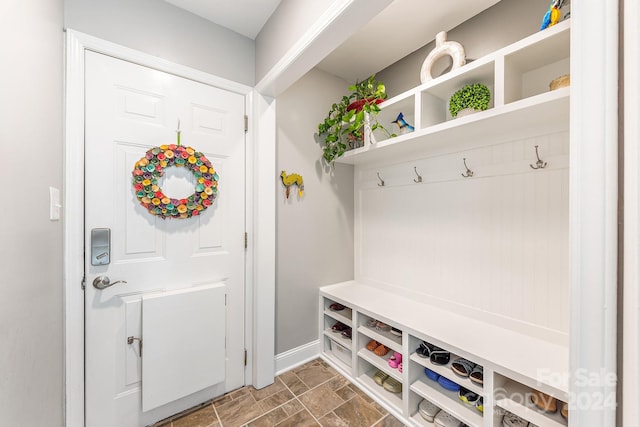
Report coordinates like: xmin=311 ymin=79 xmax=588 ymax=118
xmin=84 ymin=51 xmax=246 ymax=427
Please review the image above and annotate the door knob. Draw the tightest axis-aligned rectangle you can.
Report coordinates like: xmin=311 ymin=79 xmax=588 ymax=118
xmin=93 ymin=275 xmax=127 ymax=290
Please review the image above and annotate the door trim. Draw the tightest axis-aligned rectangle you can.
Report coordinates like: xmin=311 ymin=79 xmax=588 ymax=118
xmin=64 ymin=29 xmax=275 ymax=426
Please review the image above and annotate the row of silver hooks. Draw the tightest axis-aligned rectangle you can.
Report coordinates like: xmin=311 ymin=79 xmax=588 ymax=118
xmin=376 ymin=145 xmax=548 ymax=187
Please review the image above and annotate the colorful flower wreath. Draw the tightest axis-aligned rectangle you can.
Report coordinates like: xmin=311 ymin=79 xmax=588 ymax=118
xmin=132 ymin=144 xmax=218 ymax=219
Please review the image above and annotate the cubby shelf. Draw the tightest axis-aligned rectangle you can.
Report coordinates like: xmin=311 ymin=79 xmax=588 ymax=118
xmin=495 ymin=379 xmax=568 ymax=427
xmin=320 ymin=281 xmax=569 ymax=427
xmin=357 ymin=369 xmax=404 ymax=410
xmin=323 ymin=307 xmax=352 ymax=327
xmin=338 ymin=88 xmax=568 ymax=165
xmin=410 ymin=353 xmax=483 ymax=396
xmin=357 ymin=349 xmax=402 ymax=382
xmin=357 ymin=325 xmax=402 ymax=353
xmin=335 ymin=19 xmax=570 ymax=166
xmin=411 ymin=377 xmax=483 ymax=427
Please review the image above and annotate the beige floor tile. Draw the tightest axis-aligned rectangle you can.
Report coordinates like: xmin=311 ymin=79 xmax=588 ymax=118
xmin=246 ymin=407 xmax=288 ymax=427
xmin=258 ymin=389 xmax=295 ymax=412
xmin=172 ymin=405 xmax=219 ymax=427
xmin=248 ymin=378 xmax=287 ymax=401
xmin=274 ymin=409 xmax=320 ymax=427
xmin=325 ymin=375 xmax=351 ymax=392
xmin=298 ymin=383 xmax=346 ymax=418
xmin=333 ymin=397 xmax=385 ymax=427
xmin=372 ymin=415 xmax=406 ymax=427
xmin=280 ymin=399 xmax=304 ymax=416
xmin=294 ymin=364 xmax=339 ymax=389
xmin=346 ymin=384 xmax=375 ymax=404
xmin=334 ymin=385 xmax=357 ymax=401
xmin=318 ymin=411 xmax=349 ymax=427
xmin=278 ymin=371 xmax=310 ymax=396
xmin=213 ymin=395 xmax=233 ymax=407
xmin=215 ymin=393 xmax=264 ymax=427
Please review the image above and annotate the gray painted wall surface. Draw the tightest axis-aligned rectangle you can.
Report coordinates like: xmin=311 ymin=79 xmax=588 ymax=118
xmin=376 ymin=0 xmax=552 ymax=97
xmin=0 ymin=0 xmax=64 ymax=426
xmin=64 ymin=0 xmax=256 ymax=86
xmin=275 ymin=68 xmax=354 ymax=354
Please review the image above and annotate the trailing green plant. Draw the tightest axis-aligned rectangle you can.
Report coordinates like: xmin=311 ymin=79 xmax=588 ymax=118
xmin=317 ymin=75 xmax=395 ymax=164
xmin=449 ymin=83 xmax=491 ymax=117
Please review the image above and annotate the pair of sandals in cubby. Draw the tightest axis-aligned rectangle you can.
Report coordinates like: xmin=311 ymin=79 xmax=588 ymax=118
xmin=416 ymin=341 xmax=484 ymax=385
xmin=331 ymin=321 xmax=352 ymax=339
xmin=372 ymin=370 xmax=402 ymax=394
xmin=366 ymin=339 xmax=403 ymax=372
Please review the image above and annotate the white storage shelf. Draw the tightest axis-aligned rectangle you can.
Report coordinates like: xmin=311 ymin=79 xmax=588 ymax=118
xmin=320 ymin=281 xmax=569 ymax=427
xmin=495 ymin=378 xmax=568 ymax=427
xmin=338 ymin=19 xmax=570 ymax=165
xmin=411 ymin=377 xmax=483 ymax=427
xmin=324 ymin=307 xmax=352 ymax=327
xmin=357 ymin=324 xmax=402 ymax=353
xmin=410 ymin=353 xmax=483 ymax=396
xmin=357 ymin=363 xmax=404 ymax=410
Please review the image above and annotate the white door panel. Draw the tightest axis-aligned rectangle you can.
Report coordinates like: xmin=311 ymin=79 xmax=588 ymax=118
xmin=85 ymin=51 xmax=245 ymax=427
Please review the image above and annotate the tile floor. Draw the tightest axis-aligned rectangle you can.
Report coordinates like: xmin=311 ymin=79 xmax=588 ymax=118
xmin=153 ymin=358 xmax=406 ymax=427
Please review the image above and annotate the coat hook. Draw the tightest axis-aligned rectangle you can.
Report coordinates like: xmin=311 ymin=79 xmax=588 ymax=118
xmin=530 ymin=145 xmax=548 ymax=169
xmin=461 ymin=158 xmax=474 ymax=178
xmin=413 ymin=167 xmax=423 ymax=183
xmin=377 ymin=172 xmax=385 ymax=187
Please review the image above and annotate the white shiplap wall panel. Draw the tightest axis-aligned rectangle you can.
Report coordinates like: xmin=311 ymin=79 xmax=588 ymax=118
xmin=355 ymin=132 xmax=569 ymax=338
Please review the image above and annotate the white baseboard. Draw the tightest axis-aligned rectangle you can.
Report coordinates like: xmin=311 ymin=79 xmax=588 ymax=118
xmin=274 ymin=340 xmax=320 ymax=376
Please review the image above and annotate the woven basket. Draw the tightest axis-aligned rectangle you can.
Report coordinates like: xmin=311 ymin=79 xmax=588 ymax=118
xmin=549 ymin=74 xmax=570 ymax=91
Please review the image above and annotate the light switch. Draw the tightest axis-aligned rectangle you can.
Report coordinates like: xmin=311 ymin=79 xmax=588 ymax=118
xmin=49 ymin=187 xmax=61 ymax=221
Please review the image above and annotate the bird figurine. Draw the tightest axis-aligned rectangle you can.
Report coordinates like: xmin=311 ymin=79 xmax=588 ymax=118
xmin=540 ymin=0 xmax=564 ymax=30
xmin=280 ymin=171 xmax=304 ymax=199
xmin=392 ymin=112 xmax=415 ymax=133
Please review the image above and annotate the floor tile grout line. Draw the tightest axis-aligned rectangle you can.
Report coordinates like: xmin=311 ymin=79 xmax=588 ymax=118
xmin=275 ymin=370 xmax=324 ymax=426
xmin=211 ymin=401 xmax=223 ymax=427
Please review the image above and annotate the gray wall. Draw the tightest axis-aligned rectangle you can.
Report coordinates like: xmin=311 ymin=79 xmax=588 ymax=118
xmin=0 ymin=0 xmax=64 ymax=426
xmin=65 ymin=0 xmax=255 ymax=86
xmin=376 ymin=0 xmax=552 ymax=97
xmin=275 ymin=68 xmax=354 ymax=354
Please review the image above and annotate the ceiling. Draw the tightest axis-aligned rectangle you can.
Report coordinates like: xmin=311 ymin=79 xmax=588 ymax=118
xmin=164 ymin=0 xmax=282 ymax=39
xmin=316 ymin=0 xmax=502 ymax=82
xmin=166 ymin=0 xmax=502 ymax=81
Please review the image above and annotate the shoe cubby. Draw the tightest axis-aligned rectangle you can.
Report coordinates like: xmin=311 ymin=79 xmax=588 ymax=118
xmin=320 ymin=297 xmax=354 ymax=373
xmin=357 ymin=313 xmax=403 ymax=353
xmin=408 ymin=351 xmax=484 ymax=427
xmin=320 ymin=280 xmax=568 ymax=427
xmin=408 ymin=335 xmax=484 ymax=396
xmin=493 ymin=374 xmax=568 ymax=427
xmin=356 ymin=358 xmax=404 ymax=412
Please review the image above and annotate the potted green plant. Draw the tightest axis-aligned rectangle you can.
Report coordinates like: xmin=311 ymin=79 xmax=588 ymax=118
xmin=448 ymin=83 xmax=491 ymax=118
xmin=318 ymin=75 xmax=395 ymax=164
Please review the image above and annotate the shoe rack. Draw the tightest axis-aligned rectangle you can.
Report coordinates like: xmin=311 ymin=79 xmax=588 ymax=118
xmin=320 ymin=281 xmax=569 ymax=427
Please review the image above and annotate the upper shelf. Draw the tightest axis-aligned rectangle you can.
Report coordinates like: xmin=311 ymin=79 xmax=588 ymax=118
xmin=335 ymin=20 xmax=571 ymax=166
